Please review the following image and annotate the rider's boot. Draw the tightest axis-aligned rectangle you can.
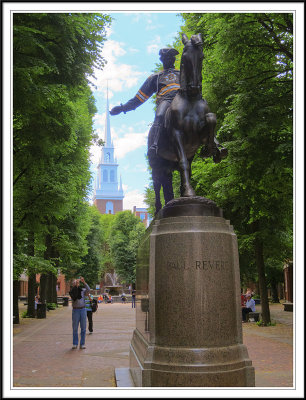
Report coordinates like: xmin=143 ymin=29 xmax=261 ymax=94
xmin=147 ymin=123 xmax=161 ymax=158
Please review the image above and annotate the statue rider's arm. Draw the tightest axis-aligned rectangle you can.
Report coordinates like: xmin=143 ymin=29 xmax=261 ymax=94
xmin=110 ymin=74 xmax=157 ymax=116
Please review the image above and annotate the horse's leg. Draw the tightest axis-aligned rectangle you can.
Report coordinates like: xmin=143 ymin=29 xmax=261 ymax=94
xmin=173 ymin=128 xmax=195 ymax=197
xmin=160 ymin=169 xmax=174 ymax=205
xmin=152 ymin=168 xmax=162 ymax=215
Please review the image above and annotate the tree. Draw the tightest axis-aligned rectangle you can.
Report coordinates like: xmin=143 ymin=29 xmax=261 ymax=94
xmin=76 ymin=206 xmax=105 ymax=288
xmin=179 ymin=13 xmax=293 ymax=325
xmin=109 ymin=211 xmax=146 ymax=284
xmin=99 ymin=213 xmax=116 ymax=275
xmin=13 ymin=13 xmax=111 ymax=320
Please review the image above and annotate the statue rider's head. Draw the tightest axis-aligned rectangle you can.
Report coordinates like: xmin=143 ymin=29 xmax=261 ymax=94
xmin=159 ymin=48 xmax=179 ymax=70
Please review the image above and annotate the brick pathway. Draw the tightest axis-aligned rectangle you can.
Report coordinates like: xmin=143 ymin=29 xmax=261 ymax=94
xmin=13 ymin=301 xmax=293 ymax=388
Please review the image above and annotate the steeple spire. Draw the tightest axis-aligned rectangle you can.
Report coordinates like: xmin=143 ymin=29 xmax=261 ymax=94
xmin=104 ymin=82 xmax=112 ymax=147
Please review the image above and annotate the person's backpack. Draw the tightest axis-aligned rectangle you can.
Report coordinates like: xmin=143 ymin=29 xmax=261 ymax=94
xmin=91 ymin=298 xmax=98 ymax=312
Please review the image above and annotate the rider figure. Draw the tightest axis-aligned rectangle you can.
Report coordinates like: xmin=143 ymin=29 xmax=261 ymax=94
xmin=109 ymin=48 xmax=180 ymax=158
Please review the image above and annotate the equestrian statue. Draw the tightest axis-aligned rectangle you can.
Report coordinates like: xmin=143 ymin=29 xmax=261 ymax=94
xmin=110 ymin=33 xmax=227 ymax=215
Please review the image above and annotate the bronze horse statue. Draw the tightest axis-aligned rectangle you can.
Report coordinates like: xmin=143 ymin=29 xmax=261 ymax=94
xmin=149 ymin=33 xmax=227 ymax=214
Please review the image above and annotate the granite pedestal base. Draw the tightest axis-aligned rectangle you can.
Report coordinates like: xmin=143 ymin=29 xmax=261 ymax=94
xmin=129 ymin=197 xmax=255 ymax=387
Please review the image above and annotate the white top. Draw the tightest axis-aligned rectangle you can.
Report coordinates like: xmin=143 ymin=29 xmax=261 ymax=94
xmin=246 ymin=298 xmax=256 ymax=312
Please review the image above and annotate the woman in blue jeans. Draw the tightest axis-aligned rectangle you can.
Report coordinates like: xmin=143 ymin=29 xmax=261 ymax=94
xmin=69 ymin=277 xmax=90 ymax=349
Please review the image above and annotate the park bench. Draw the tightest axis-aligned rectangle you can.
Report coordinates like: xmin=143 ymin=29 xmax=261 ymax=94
xmin=246 ymin=312 xmax=260 ymax=322
xmin=57 ymin=297 xmax=69 ymax=306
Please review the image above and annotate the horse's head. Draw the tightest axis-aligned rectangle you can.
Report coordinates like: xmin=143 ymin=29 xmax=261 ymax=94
xmin=180 ymin=33 xmax=203 ymax=96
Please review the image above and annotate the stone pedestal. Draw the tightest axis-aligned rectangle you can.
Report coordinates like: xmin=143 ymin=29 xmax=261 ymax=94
xmin=129 ymin=197 xmax=255 ymax=387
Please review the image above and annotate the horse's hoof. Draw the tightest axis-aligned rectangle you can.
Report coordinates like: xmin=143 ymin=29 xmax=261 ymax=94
xmin=183 ymin=188 xmax=196 ymax=197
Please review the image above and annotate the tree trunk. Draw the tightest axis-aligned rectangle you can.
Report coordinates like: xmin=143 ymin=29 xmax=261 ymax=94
xmin=13 ymin=280 xmax=20 ymax=324
xmin=271 ymin=280 xmax=280 ymax=303
xmin=27 ymin=272 xmax=36 ymax=318
xmin=39 ymin=273 xmax=47 ymax=318
xmin=44 ymin=233 xmax=52 ymax=303
xmin=40 ymin=274 xmax=47 ymax=303
xmin=46 ymin=271 xmax=57 ymax=303
xmin=44 ymin=233 xmax=58 ymax=304
xmin=45 ymin=272 xmax=52 ymax=303
xmin=52 ymin=272 xmax=58 ymax=303
xmin=52 ymin=256 xmax=60 ymax=304
xmin=27 ymin=232 xmax=36 ymax=318
xmin=254 ymin=237 xmax=271 ymax=325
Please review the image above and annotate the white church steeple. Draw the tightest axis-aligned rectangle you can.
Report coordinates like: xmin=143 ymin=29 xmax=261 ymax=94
xmin=93 ymin=86 xmax=124 ymax=214
xmin=104 ymin=84 xmax=112 ymax=148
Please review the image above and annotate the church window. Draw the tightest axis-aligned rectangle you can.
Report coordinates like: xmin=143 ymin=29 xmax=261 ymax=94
xmin=106 ymin=152 xmax=111 ymax=162
xmin=103 ymin=170 xmax=108 ymax=182
xmin=110 ymin=170 xmax=115 ymax=182
xmin=106 ymin=201 xmax=114 ymax=214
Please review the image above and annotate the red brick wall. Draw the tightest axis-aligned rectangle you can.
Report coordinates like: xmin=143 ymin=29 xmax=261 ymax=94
xmin=94 ymin=199 xmax=123 ymax=214
xmin=20 ymin=274 xmax=71 ymax=297
xmin=135 ymin=211 xmax=148 ymax=226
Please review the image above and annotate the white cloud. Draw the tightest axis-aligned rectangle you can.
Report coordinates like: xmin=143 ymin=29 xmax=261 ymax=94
xmin=147 ymin=44 xmax=159 ymax=54
xmin=90 ymin=39 xmax=143 ymax=94
xmin=90 ymin=123 xmax=148 ymax=167
xmin=128 ymin=47 xmax=139 ymax=53
xmin=128 ymin=12 xmax=152 ymax=24
xmin=123 ymin=189 xmax=147 ymax=211
xmin=114 ymin=130 xmax=148 ymax=159
xmin=147 ymin=35 xmax=161 ymax=55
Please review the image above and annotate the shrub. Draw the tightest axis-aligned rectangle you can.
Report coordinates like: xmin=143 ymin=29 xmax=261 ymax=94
xmin=47 ymin=303 xmax=57 ymax=310
xmin=256 ymin=320 xmax=276 ymax=327
xmin=21 ymin=311 xmax=29 ymax=318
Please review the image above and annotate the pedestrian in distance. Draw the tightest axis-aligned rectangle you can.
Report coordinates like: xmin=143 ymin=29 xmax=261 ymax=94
xmin=131 ymin=289 xmax=136 ymax=309
xmin=69 ymin=276 xmax=90 ymax=349
xmin=85 ymin=292 xmax=95 ymax=334
xmin=121 ymin=293 xmax=126 ymax=304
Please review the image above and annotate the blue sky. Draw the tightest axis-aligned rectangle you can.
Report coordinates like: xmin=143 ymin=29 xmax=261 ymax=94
xmin=89 ymin=13 xmax=184 ymax=211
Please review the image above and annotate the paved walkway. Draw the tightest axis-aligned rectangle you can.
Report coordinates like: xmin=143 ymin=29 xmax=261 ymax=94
xmin=13 ymin=301 xmax=293 ymax=388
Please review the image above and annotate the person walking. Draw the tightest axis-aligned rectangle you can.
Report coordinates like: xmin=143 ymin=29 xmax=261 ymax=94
xmin=131 ymin=289 xmax=136 ymax=309
xmin=69 ymin=276 xmax=90 ymax=349
xmin=85 ymin=292 xmax=94 ymax=334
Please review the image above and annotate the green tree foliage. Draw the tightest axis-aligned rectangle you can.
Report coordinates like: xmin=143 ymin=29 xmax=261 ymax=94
xmin=99 ymin=213 xmax=116 ymax=274
xmin=74 ymin=206 xmax=105 ymax=287
xmin=109 ymin=211 xmax=146 ymax=284
xmin=13 ymin=13 xmax=111 ymax=319
xmin=179 ymin=13 xmax=293 ymax=324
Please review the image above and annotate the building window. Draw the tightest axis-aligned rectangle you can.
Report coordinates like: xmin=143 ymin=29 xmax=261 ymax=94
xmin=106 ymin=201 xmax=114 ymax=214
xmin=110 ymin=170 xmax=115 ymax=182
xmin=106 ymin=152 xmax=110 ymax=162
xmin=103 ymin=170 xmax=108 ymax=182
